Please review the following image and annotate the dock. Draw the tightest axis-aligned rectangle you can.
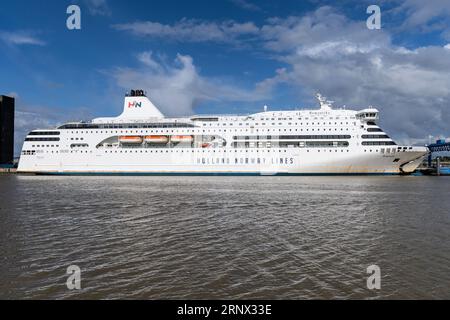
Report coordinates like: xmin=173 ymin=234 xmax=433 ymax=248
xmin=0 ymin=167 xmax=17 ymax=174
xmin=418 ymin=166 xmax=450 ymax=176
xmin=418 ymin=139 xmax=450 ymax=176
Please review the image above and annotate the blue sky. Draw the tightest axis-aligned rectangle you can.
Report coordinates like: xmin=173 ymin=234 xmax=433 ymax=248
xmin=1 ymin=0 xmax=450 ymax=154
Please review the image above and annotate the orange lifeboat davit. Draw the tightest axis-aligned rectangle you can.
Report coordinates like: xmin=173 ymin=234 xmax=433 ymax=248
xmin=171 ymin=135 xmax=193 ymax=143
xmin=144 ymin=135 xmax=169 ymax=144
xmin=119 ymin=136 xmax=143 ymax=144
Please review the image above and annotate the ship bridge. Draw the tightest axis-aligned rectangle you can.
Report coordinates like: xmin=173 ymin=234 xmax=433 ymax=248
xmin=356 ymin=108 xmax=379 ymax=121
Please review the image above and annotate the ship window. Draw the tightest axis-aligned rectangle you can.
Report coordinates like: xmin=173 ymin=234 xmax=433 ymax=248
xmin=362 ymin=134 xmax=390 ymax=139
xmin=367 ymin=128 xmax=383 ymax=132
xmin=362 ymin=141 xmax=396 ymax=146
xmin=28 ymin=131 xmax=60 ymax=136
xmin=25 ymin=137 xmax=60 ymax=142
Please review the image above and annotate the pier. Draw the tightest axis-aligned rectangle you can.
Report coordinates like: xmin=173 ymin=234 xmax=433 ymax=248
xmin=0 ymin=167 xmax=17 ymax=174
xmin=419 ymin=139 xmax=450 ymax=176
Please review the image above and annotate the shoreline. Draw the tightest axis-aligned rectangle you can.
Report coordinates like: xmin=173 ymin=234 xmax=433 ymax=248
xmin=0 ymin=168 xmax=17 ymax=174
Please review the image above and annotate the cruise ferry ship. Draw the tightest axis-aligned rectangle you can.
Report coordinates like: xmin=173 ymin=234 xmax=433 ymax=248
xmin=18 ymin=90 xmax=428 ymax=175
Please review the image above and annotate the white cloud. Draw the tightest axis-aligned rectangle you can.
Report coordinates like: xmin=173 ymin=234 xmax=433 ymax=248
xmin=261 ymin=7 xmax=391 ymax=52
xmin=84 ymin=0 xmax=111 ymax=16
xmin=0 ymin=31 xmax=45 ymax=46
xmin=112 ymin=18 xmax=259 ymax=44
xmin=396 ymin=0 xmax=450 ymax=32
xmin=229 ymin=0 xmax=262 ymax=12
xmin=136 ymin=51 xmax=162 ymax=71
xmin=110 ymin=52 xmax=269 ymax=116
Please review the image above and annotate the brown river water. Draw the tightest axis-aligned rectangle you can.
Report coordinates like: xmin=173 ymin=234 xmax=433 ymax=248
xmin=1 ymin=175 xmax=449 ymax=299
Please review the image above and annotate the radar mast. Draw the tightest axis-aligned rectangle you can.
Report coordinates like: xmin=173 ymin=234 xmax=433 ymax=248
xmin=316 ymin=93 xmax=333 ymax=110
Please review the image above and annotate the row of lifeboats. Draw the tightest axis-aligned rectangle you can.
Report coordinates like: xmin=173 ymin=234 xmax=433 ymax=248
xmin=119 ymin=135 xmax=194 ymax=144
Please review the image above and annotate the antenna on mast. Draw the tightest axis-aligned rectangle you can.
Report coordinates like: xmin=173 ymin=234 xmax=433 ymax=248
xmin=315 ymin=92 xmax=333 ymax=110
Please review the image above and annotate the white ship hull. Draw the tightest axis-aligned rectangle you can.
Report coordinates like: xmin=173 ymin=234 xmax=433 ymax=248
xmin=18 ymin=146 xmax=427 ymax=175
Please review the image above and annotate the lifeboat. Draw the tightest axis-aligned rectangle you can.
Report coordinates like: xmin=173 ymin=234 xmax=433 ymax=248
xmin=202 ymin=142 xmax=211 ymax=148
xmin=119 ymin=136 xmax=143 ymax=144
xmin=171 ymin=135 xmax=193 ymax=143
xmin=144 ymin=135 xmax=169 ymax=144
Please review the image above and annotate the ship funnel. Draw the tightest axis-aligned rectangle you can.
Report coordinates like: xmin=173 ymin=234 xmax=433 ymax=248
xmin=119 ymin=90 xmax=164 ymax=120
xmin=92 ymin=90 xmax=164 ymax=124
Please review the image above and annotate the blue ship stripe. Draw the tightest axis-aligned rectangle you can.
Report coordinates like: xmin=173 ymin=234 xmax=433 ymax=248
xmin=33 ymin=171 xmax=401 ymax=176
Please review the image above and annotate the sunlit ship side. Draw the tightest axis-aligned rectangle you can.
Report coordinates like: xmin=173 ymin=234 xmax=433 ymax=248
xmin=18 ymin=90 xmax=428 ymax=175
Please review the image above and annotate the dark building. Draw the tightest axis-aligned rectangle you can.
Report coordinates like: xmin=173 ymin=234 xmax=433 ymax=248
xmin=0 ymin=95 xmax=15 ymax=165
